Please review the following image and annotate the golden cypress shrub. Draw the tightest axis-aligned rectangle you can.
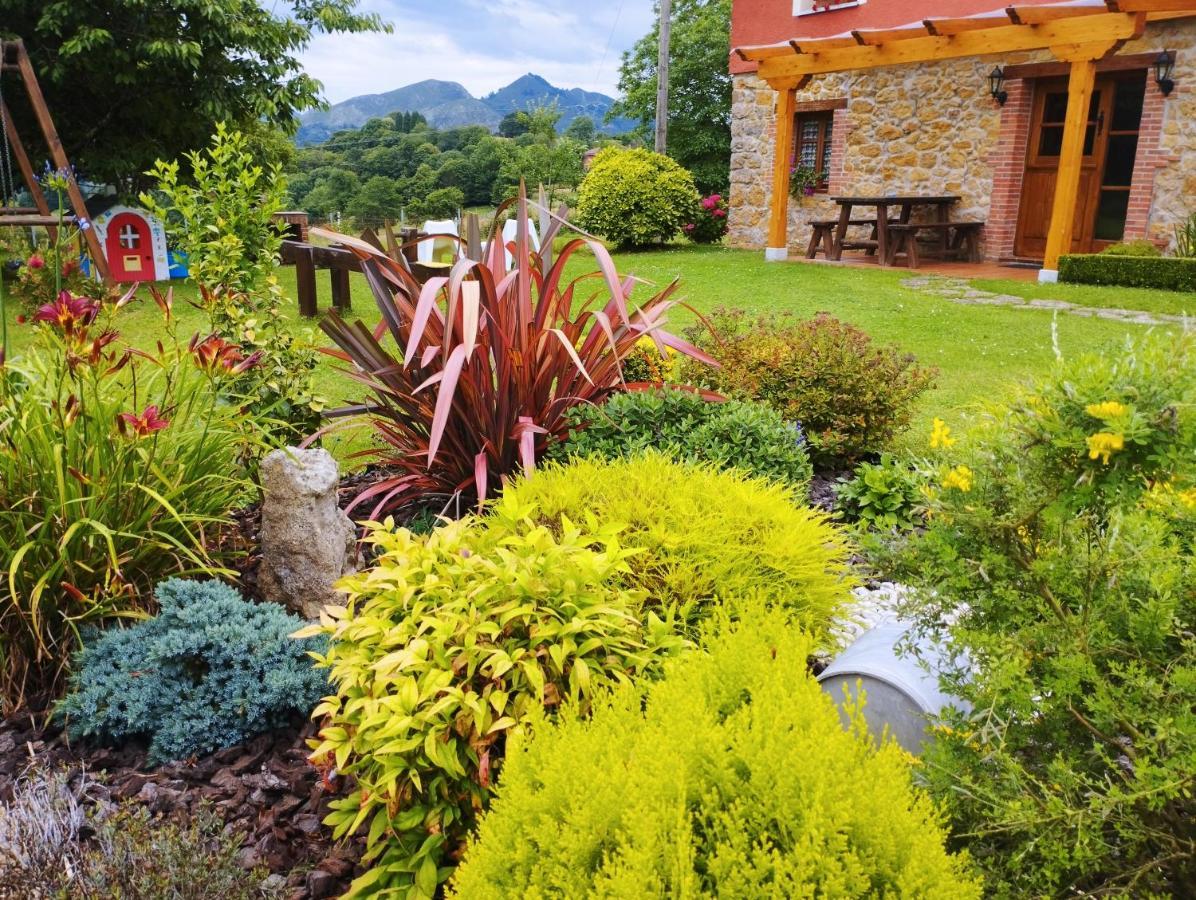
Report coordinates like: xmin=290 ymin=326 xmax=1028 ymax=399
xmin=451 ymin=606 xmax=982 ymax=898
xmin=489 ymin=453 xmax=854 ymax=637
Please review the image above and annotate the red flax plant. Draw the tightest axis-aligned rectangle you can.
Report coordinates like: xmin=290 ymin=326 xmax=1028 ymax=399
xmin=314 ymin=190 xmax=716 ymax=519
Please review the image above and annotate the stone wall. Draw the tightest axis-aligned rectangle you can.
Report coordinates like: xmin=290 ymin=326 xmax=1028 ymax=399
xmin=728 ymin=21 xmax=1196 ymax=258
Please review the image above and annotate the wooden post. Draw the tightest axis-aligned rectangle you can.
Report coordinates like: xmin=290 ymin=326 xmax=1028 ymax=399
xmin=330 ymin=267 xmax=351 ymax=312
xmin=294 ymin=246 xmax=318 ymax=317
xmin=0 ymin=98 xmax=57 ymax=241
xmin=1040 ymin=57 xmax=1097 ymax=280
xmin=11 ymin=40 xmax=109 ymax=280
xmin=655 ymin=0 xmax=671 ymax=153
xmin=766 ymin=86 xmax=797 ymax=261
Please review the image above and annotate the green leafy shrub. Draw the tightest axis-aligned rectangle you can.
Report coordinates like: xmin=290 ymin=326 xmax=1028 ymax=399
xmin=0 ymin=293 xmax=254 ymax=709
xmin=301 ymin=515 xmax=683 ymax=897
xmin=682 ymin=192 xmax=728 ymax=244
xmin=1099 ymin=239 xmax=1162 ymax=257
xmin=574 ymin=146 xmax=699 ymax=248
xmin=878 ymin=334 xmax=1196 ymax=896
xmin=451 ymin=607 xmax=982 ymax=898
xmin=1058 ymin=252 xmax=1196 ymax=291
xmin=549 ymin=388 xmax=813 ymax=491
xmin=144 ymin=124 xmax=322 ymax=437
xmin=491 ymin=453 xmax=852 ymax=635
xmin=684 ymin=309 xmax=936 ymax=468
xmin=58 ymin=579 xmax=327 ymax=764
xmin=835 ymin=452 xmax=926 ymax=530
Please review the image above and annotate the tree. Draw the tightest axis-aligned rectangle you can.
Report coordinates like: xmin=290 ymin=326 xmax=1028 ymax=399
xmin=0 ymin=0 xmax=386 ymax=194
xmin=390 ymin=110 xmax=428 ymax=133
xmin=610 ymin=0 xmax=731 ymax=194
xmin=564 ymin=115 xmax=597 ymax=146
xmin=516 ymin=103 xmax=562 ymax=145
xmin=348 ymin=176 xmax=404 ymax=223
xmin=498 ymin=112 xmax=528 ymax=139
xmin=494 ymin=139 xmax=583 ymax=206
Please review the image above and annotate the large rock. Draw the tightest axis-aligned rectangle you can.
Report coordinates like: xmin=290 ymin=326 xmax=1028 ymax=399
xmin=258 ymin=447 xmax=356 ymax=619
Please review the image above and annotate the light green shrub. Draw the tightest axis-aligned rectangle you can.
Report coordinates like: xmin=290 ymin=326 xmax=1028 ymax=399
xmin=451 ymin=607 xmax=982 ymax=898
xmin=490 ymin=453 xmax=852 ymax=636
xmin=301 ymin=515 xmax=684 ymax=897
xmin=548 ymin=388 xmax=813 ymax=491
xmin=876 ymin=334 xmax=1196 ymax=896
xmin=574 ymin=147 xmax=698 ymax=248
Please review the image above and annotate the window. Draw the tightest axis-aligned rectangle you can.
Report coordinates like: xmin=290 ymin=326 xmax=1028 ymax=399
xmin=794 ymin=0 xmax=866 ymax=16
xmin=793 ymin=112 xmax=834 ymax=190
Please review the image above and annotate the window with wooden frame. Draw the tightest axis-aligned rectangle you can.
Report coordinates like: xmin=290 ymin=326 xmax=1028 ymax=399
xmin=793 ymin=111 xmax=834 ymax=191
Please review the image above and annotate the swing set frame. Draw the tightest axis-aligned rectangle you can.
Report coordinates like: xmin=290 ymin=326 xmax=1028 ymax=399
xmin=1 ymin=39 xmax=109 ymax=281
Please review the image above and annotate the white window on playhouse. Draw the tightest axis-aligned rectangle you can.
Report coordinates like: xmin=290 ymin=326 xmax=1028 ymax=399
xmin=118 ymin=224 xmax=141 ymax=249
xmin=794 ymin=0 xmax=866 ymax=16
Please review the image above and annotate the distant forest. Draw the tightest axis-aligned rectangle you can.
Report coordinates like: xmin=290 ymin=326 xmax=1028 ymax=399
xmin=284 ymin=107 xmax=628 ymax=225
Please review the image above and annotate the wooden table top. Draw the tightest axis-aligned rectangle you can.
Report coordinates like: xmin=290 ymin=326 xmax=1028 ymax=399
xmin=831 ymin=195 xmax=961 ymax=205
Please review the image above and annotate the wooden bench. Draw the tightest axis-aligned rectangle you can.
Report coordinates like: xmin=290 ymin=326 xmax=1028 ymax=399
xmin=806 ymin=218 xmax=895 ymax=259
xmin=885 ymin=221 xmax=984 ymax=268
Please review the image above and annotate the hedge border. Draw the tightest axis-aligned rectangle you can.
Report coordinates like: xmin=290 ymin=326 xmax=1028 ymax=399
xmin=1058 ymin=254 xmax=1196 ymax=293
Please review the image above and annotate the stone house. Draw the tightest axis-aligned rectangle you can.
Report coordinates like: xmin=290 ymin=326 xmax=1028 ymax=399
xmin=728 ymin=0 xmax=1196 ymax=279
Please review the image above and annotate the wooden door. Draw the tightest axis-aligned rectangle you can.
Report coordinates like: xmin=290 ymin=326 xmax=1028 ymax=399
xmin=1014 ymin=74 xmax=1146 ymax=258
xmin=106 ymin=212 xmax=155 ymax=283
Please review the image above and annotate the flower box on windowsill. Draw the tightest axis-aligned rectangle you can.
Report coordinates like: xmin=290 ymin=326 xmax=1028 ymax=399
xmin=795 ymin=0 xmax=867 ymax=17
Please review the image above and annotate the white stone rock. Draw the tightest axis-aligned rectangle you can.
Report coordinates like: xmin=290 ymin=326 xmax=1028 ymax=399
xmin=258 ymin=447 xmax=357 ymax=619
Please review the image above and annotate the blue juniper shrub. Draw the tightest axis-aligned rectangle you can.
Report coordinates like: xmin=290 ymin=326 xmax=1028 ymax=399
xmin=57 ymin=579 xmax=327 ymax=765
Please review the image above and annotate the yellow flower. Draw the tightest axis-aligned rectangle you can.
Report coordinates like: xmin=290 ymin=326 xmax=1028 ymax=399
xmin=1178 ymin=488 xmax=1196 ymax=510
xmin=929 ymin=417 xmax=956 ymax=449
xmin=1086 ymin=431 xmax=1124 ymax=465
xmin=1085 ymin=400 xmax=1127 ymax=419
xmin=942 ymin=465 xmax=973 ymax=493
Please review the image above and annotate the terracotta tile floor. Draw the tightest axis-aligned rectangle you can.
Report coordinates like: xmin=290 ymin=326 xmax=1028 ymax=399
xmin=790 ymin=253 xmax=1042 ymax=282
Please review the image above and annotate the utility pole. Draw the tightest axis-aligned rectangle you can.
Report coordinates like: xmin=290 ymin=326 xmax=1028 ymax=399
xmin=655 ymin=0 xmax=671 ymax=153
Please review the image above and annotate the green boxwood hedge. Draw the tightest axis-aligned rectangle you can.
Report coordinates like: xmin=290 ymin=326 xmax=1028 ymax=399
xmin=1058 ymin=253 xmax=1196 ymax=292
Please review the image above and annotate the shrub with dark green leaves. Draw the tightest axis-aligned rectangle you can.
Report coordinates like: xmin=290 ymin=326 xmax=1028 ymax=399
xmin=301 ymin=515 xmax=684 ymax=897
xmin=451 ymin=606 xmax=981 ymax=898
xmin=1059 ymin=252 xmax=1196 ymax=292
xmin=877 ymin=334 xmax=1196 ymax=896
xmin=58 ymin=579 xmax=327 ymax=764
xmin=574 ymin=147 xmax=699 ymax=248
xmin=684 ymin=309 xmax=936 ymax=468
xmin=549 ymin=388 xmax=813 ymax=491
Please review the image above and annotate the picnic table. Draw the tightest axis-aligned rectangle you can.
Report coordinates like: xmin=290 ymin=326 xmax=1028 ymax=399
xmin=827 ymin=195 xmax=960 ymax=266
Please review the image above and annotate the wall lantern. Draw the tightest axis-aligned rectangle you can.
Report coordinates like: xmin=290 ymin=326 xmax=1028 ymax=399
xmin=1154 ymin=50 xmax=1176 ymax=96
xmin=988 ymin=66 xmax=1008 ymax=106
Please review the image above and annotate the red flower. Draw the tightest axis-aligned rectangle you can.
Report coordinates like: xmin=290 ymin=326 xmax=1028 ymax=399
xmin=27 ymin=254 xmax=45 ymax=270
xmin=34 ymin=291 xmax=100 ymax=336
xmin=709 ymin=193 xmax=722 ymax=205
xmin=712 ymin=208 xmax=726 ymax=218
xmin=189 ymin=333 xmax=262 ymax=375
xmin=118 ymin=404 xmax=170 ymax=437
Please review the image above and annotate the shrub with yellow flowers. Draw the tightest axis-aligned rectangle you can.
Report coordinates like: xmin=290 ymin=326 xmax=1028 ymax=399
xmin=872 ymin=333 xmax=1196 ymax=897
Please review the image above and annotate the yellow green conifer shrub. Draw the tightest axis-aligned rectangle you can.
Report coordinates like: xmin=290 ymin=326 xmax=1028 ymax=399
xmin=490 ymin=453 xmax=854 ymax=637
xmin=451 ymin=605 xmax=982 ymax=898
xmin=299 ymin=515 xmax=684 ymax=898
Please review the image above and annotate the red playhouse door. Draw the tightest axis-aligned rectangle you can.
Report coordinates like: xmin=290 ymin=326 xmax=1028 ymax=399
xmin=106 ymin=212 xmax=155 ymax=282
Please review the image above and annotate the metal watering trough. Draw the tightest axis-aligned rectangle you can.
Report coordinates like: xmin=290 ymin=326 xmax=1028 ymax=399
xmin=817 ymin=621 xmax=969 ymax=755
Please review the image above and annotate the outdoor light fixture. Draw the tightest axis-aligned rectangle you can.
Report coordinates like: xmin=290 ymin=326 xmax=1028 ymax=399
xmin=1154 ymin=50 xmax=1176 ymax=96
xmin=988 ymin=66 xmax=1008 ymax=106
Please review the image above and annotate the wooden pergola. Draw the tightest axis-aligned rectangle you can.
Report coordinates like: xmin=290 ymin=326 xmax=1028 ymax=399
xmin=735 ymin=0 xmax=1196 ymax=279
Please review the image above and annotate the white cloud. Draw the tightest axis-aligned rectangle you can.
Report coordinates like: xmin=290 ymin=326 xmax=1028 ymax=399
xmin=300 ymin=0 xmax=654 ymax=103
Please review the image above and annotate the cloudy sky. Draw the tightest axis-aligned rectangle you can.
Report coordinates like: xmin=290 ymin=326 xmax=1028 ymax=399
xmin=300 ymin=1 xmax=655 ymax=103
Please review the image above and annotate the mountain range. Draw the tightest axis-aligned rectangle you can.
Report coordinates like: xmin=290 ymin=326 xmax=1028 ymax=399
xmin=297 ymin=73 xmax=635 ymax=144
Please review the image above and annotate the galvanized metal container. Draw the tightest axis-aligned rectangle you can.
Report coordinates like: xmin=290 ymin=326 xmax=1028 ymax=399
xmin=818 ymin=622 xmax=969 ymax=755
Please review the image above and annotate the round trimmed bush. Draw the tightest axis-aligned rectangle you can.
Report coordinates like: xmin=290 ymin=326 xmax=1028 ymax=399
xmin=574 ymin=147 xmax=699 ymax=248
xmin=489 ymin=453 xmax=852 ymax=635
xmin=548 ymin=388 xmax=813 ymax=491
xmin=451 ymin=608 xmax=982 ymax=898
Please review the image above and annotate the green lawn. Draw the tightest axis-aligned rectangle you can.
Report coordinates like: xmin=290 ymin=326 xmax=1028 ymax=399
xmin=2 ymin=245 xmax=1184 ymax=462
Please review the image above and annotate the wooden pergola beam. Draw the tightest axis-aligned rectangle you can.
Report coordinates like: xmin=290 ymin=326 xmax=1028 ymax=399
xmin=756 ymin=11 xmax=1147 ymax=81
xmin=1007 ymin=5 xmax=1102 ymax=25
